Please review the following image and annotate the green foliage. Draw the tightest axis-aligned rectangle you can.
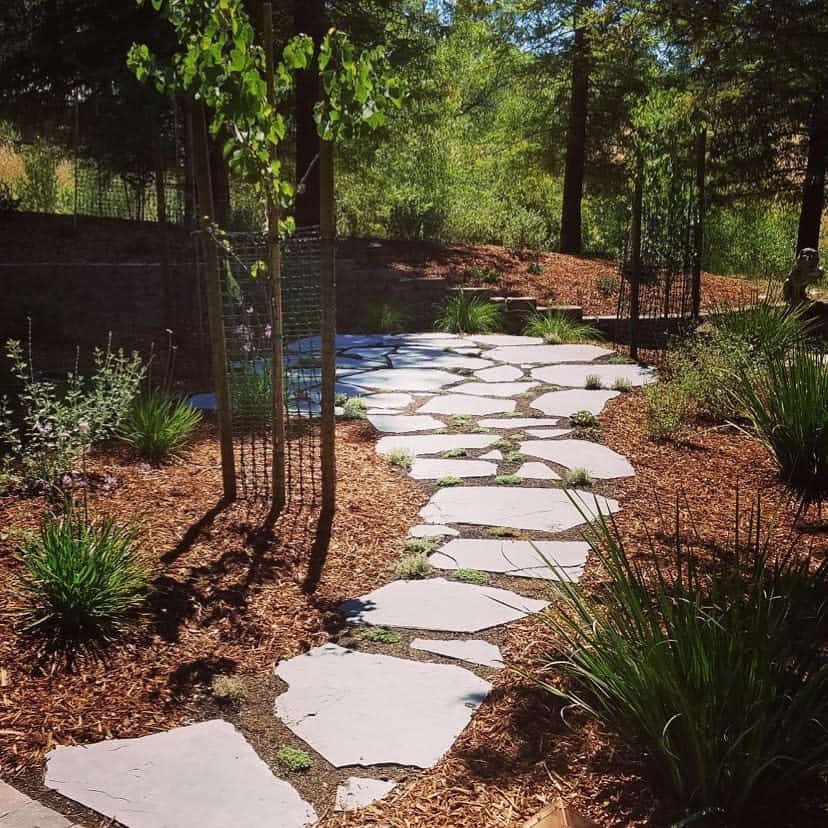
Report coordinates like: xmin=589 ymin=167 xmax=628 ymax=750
xmin=523 ymin=313 xmax=600 ymax=345
xmin=384 ymin=448 xmax=413 ymax=470
xmin=611 ymin=377 xmax=633 ymax=392
xmin=358 ymin=626 xmax=401 ymax=644
xmin=19 ymin=503 xmax=148 ymax=640
xmin=442 ymin=448 xmax=467 ymax=458
xmin=495 ymin=474 xmax=522 ymax=486
xmin=17 ymin=139 xmax=60 ymax=213
xmin=562 ymin=467 xmax=592 ymax=488
xmin=540 ymin=504 xmax=828 ymax=822
xmin=450 ymin=568 xmax=490 ymax=585
xmin=468 ymin=265 xmax=501 ymax=285
xmin=595 ymin=275 xmax=619 ymax=295
xmin=569 ymin=410 xmax=598 ymax=428
xmin=0 ymin=337 xmax=145 ymax=487
xmin=387 ymin=195 xmax=445 ymax=240
xmin=488 ymin=526 xmax=521 ymax=538
xmin=229 ymin=368 xmax=271 ymax=418
xmin=393 ymin=552 xmax=432 ymax=579
xmin=643 ymin=381 xmax=696 ymax=440
xmin=504 ymin=451 xmax=524 ymax=463
xmin=437 ymin=476 xmax=463 ymax=487
xmin=363 ymin=301 xmax=407 ymax=334
xmin=342 ymin=396 xmax=367 ymax=420
xmin=584 ymin=373 xmax=602 ymax=390
xmin=276 ymin=747 xmax=313 ymax=772
xmin=120 ymin=392 xmax=201 ymax=463
xmin=435 ymin=290 xmax=502 ymax=334
xmin=211 ymin=674 xmax=245 ymax=703
xmin=404 ymin=536 xmax=438 ymax=554
xmin=527 ymin=261 xmax=544 ymax=276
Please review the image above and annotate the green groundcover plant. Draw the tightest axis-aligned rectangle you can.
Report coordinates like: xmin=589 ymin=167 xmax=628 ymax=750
xmin=523 ymin=312 xmax=600 ymax=345
xmin=435 ymin=290 xmax=502 ymax=334
xmin=120 ymin=392 xmax=202 ymax=464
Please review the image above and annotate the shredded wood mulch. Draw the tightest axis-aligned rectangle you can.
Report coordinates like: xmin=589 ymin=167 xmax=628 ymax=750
xmin=0 ymin=420 xmax=425 ymax=778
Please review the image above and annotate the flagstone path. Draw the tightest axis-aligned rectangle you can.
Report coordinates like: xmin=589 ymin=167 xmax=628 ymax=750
xmin=40 ymin=332 xmax=646 ymax=828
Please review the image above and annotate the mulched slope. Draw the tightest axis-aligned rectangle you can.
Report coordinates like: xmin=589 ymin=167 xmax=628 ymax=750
xmin=321 ymin=393 xmax=828 ymax=828
xmin=362 ymin=239 xmax=757 ymax=315
xmin=0 ymin=420 xmax=425 ymax=777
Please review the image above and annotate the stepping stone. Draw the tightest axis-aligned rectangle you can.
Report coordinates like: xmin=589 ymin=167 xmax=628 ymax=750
xmin=411 ymin=639 xmax=504 ymax=669
xmin=474 ymin=365 xmax=524 ymax=383
xmin=0 ymin=780 xmax=76 ymax=827
xmin=525 ymin=428 xmax=572 ymax=439
xmin=419 ymin=395 xmax=516 ymax=416
xmin=478 ymin=418 xmax=563 ymax=429
xmin=468 ymin=334 xmax=544 ymax=347
xmin=452 ymin=381 xmax=539 ymax=398
xmin=341 ymin=578 xmax=547 ymax=632
xmin=531 ymin=363 xmax=657 ymax=388
xmin=431 ymin=539 xmax=590 ymax=580
xmin=337 ymin=357 xmax=387 ymax=370
xmin=368 ymin=414 xmax=446 ymax=434
xmin=362 ymin=392 xmax=415 ymax=409
xmin=479 ymin=450 xmax=503 ymax=460
xmin=350 ymin=368 xmax=461 ymax=392
xmin=45 ymin=720 xmax=316 ymax=828
xmin=520 ymin=439 xmax=635 ymax=479
xmin=343 ymin=347 xmax=394 ymax=360
xmin=516 ymin=461 xmax=561 ymax=480
xmin=531 ymin=389 xmax=620 ymax=417
xmin=274 ymin=644 xmax=491 ymax=768
xmin=450 ymin=347 xmax=483 ymax=356
xmin=376 ymin=434 xmax=498 ymax=457
xmin=392 ymin=332 xmax=467 ymax=345
xmin=365 ymin=408 xmax=402 ymax=415
xmin=291 ymin=334 xmax=383 ymax=352
xmin=335 ymin=778 xmax=398 ymax=812
xmin=390 ymin=350 xmax=493 ymax=370
xmin=484 ymin=344 xmax=615 ymax=365
xmin=409 ymin=458 xmax=498 ymax=479
xmin=409 ymin=524 xmax=460 ymax=538
xmin=420 ymin=486 xmax=619 ymax=532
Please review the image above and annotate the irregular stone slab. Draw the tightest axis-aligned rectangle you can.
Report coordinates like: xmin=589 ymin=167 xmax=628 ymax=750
xmin=468 ymin=334 xmax=544 ymax=347
xmin=421 ymin=486 xmax=619 ymax=532
xmin=362 ymin=392 xmax=415 ymax=409
xmin=392 ymin=332 xmax=467 ymax=345
xmin=368 ymin=414 xmax=446 ymax=434
xmin=478 ymin=418 xmax=563 ymax=429
xmin=337 ymin=357 xmax=387 ymax=370
xmin=452 ymin=381 xmax=539 ymax=398
xmin=516 ymin=462 xmax=561 ymax=480
xmin=0 ymin=779 xmax=77 ymax=827
xmin=531 ymin=389 xmax=620 ymax=417
xmin=274 ymin=644 xmax=490 ymax=768
xmin=473 ymin=365 xmax=525 ymax=383
xmin=520 ymin=439 xmax=635 ymax=479
xmin=409 ymin=524 xmax=460 ymax=538
xmin=531 ymin=363 xmax=657 ymax=388
xmin=376 ymin=434 xmax=498 ymax=457
xmin=45 ymin=720 xmax=317 ymax=828
xmin=351 ymin=368 xmax=461 ymax=392
xmin=390 ymin=349 xmax=493 ymax=371
xmin=431 ymin=539 xmax=590 ymax=580
xmin=479 ymin=450 xmax=503 ymax=460
xmin=365 ymin=408 xmax=403 ymax=415
xmin=411 ymin=639 xmax=504 ymax=669
xmin=484 ymin=344 xmax=615 ymax=364
xmin=335 ymin=778 xmax=398 ymax=812
xmin=190 ymin=392 xmax=216 ymax=410
xmin=525 ymin=428 xmax=572 ymax=439
xmin=409 ymin=459 xmax=498 ymax=479
xmin=341 ymin=578 xmax=547 ymax=632
xmin=291 ymin=334 xmax=383 ymax=352
xmin=419 ymin=395 xmax=516 ymax=416
xmin=450 ymin=347 xmax=483 ymax=356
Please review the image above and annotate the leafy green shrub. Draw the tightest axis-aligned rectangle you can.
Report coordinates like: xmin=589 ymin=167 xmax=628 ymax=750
xmin=19 ymin=503 xmax=148 ymax=640
xmin=540 ymin=503 xmax=828 ymax=823
xmin=450 ymin=568 xmax=490 ymax=585
xmin=584 ymin=373 xmax=602 ymax=390
xmin=342 ymin=397 xmax=367 ymax=420
xmin=358 ymin=626 xmax=401 ymax=644
xmin=384 ymin=448 xmax=413 ymax=470
xmin=468 ymin=265 xmax=501 ymax=285
xmin=569 ymin=410 xmax=598 ymax=428
xmin=502 ymin=205 xmax=550 ymax=252
xmin=393 ymin=552 xmax=432 ymax=579
xmin=435 ymin=290 xmax=502 ymax=334
xmin=277 ymin=747 xmax=313 ymax=772
xmin=505 ymin=450 xmax=524 ymax=463
xmin=363 ymin=301 xmax=407 ymax=334
xmin=229 ymin=367 xmax=271 ymax=418
xmin=404 ymin=536 xmax=438 ymax=554
xmin=562 ymin=467 xmax=592 ymax=488
xmin=437 ymin=476 xmax=463 ymax=487
xmin=643 ymin=381 xmax=695 ymax=440
xmin=120 ymin=393 xmax=201 ymax=463
xmin=523 ymin=313 xmax=600 ymax=345
xmin=387 ymin=195 xmax=446 ymax=240
xmin=0 ymin=337 xmax=145 ymax=487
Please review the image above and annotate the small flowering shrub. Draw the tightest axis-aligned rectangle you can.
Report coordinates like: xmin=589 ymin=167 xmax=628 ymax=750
xmin=0 ymin=336 xmax=145 ymax=488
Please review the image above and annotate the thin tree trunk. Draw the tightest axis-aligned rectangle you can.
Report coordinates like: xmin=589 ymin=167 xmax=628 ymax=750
xmin=560 ymin=1 xmax=591 ymax=255
xmin=797 ymin=90 xmax=827 ymax=253
xmin=692 ymin=126 xmax=707 ymax=319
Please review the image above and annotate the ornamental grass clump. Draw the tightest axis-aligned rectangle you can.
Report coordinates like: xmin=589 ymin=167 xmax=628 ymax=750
xmin=435 ymin=290 xmax=502 ymax=334
xmin=523 ymin=313 xmax=600 ymax=345
xmin=120 ymin=392 xmax=201 ymax=464
xmin=19 ymin=503 xmax=149 ymax=641
xmin=538 ymin=499 xmax=828 ymax=824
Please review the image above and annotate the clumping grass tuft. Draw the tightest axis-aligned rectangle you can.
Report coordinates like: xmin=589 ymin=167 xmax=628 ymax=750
xmin=442 ymin=448 xmax=467 ymax=458
xmin=277 ymin=747 xmax=313 ymax=772
xmin=611 ymin=377 xmax=633 ymax=392
xmin=120 ymin=392 xmax=202 ymax=463
xmin=363 ymin=301 xmax=406 ymax=333
xmin=342 ymin=396 xmax=367 ymax=420
xmin=563 ymin=467 xmax=592 ymax=488
xmin=19 ymin=503 xmax=148 ymax=641
xmin=211 ymin=674 xmax=245 ymax=703
xmin=358 ymin=626 xmax=401 ymax=644
xmin=539 ymin=501 xmax=828 ymax=822
xmin=523 ymin=313 xmax=601 ymax=345
xmin=496 ymin=474 xmax=522 ymax=486
xmin=435 ymin=290 xmax=503 ymax=334
xmin=584 ymin=374 xmax=603 ymax=390
xmin=569 ymin=410 xmax=598 ymax=428
xmin=607 ymin=354 xmax=632 ymax=364
xmin=450 ymin=568 xmax=491 ymax=585
xmin=384 ymin=448 xmax=413 ymax=470
xmin=405 ymin=536 xmax=438 ymax=554
xmin=393 ymin=552 xmax=433 ymax=579
xmin=437 ymin=476 xmax=463 ymax=487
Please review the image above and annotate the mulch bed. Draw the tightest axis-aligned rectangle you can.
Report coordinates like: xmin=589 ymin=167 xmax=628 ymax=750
xmin=364 ymin=239 xmax=757 ymax=315
xmin=0 ymin=420 xmax=425 ymax=780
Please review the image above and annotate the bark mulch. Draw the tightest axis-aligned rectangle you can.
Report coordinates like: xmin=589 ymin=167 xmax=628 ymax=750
xmin=0 ymin=420 xmax=425 ymax=779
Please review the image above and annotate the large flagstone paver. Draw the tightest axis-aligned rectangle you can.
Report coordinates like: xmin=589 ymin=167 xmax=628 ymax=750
xmin=430 ymin=539 xmax=591 ymax=580
xmin=477 ymin=417 xmax=563 ymax=429
xmin=409 ymin=459 xmax=498 ymax=479
xmin=343 ymin=347 xmax=394 ymax=360
xmin=361 ymin=392 xmax=415 ymax=409
xmin=452 ymin=381 xmax=539 ymax=398
xmin=0 ymin=780 xmax=79 ymax=828
xmin=515 ymin=461 xmax=561 ymax=480
xmin=389 ymin=350 xmax=494 ymax=370
xmin=376 ymin=434 xmax=498 ymax=457
xmin=45 ymin=720 xmax=316 ymax=828
xmin=419 ymin=395 xmax=516 ymax=416
xmin=409 ymin=524 xmax=460 ymax=538
xmin=479 ymin=450 xmax=503 ymax=460
xmin=467 ymin=334 xmax=544 ymax=347
xmin=531 ymin=389 xmax=620 ymax=417
xmin=524 ymin=429 xmax=571 ymax=439
xmin=520 ymin=439 xmax=635 ymax=479
xmin=274 ymin=644 xmax=491 ymax=768
xmin=348 ymin=368 xmax=461 ymax=392
xmin=531 ymin=363 xmax=657 ymax=388
xmin=335 ymin=778 xmax=398 ymax=812
xmin=340 ymin=578 xmax=547 ymax=632
xmin=420 ymin=486 xmax=619 ymax=532
xmin=367 ymin=414 xmax=446 ymax=434
xmin=411 ymin=639 xmax=504 ymax=669
xmin=473 ymin=365 xmax=524 ymax=382
xmin=483 ymin=344 xmax=615 ymax=364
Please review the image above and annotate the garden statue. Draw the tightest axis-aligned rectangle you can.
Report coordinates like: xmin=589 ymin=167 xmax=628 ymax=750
xmin=783 ymin=248 xmax=823 ymax=305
